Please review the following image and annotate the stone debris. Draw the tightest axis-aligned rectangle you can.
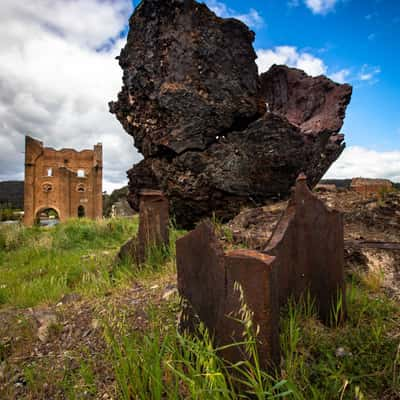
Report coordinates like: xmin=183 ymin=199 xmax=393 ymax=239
xmin=110 ymin=0 xmax=352 ymax=228
xmin=162 ymin=288 xmax=178 ymax=300
xmin=33 ymin=310 xmax=58 ymax=343
xmin=177 ymin=175 xmax=346 ymax=367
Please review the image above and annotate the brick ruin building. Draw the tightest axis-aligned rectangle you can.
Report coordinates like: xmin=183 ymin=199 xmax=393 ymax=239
xmin=350 ymin=177 xmax=393 ymax=195
xmin=23 ymin=136 xmax=103 ymax=225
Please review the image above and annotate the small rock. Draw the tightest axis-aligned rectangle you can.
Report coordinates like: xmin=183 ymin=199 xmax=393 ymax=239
xmin=335 ymin=347 xmax=352 ymax=358
xmin=59 ymin=293 xmax=82 ymax=304
xmin=34 ymin=311 xmax=58 ymax=342
xmin=91 ymin=319 xmax=100 ymax=330
xmin=82 ymin=329 xmax=92 ymax=338
xmin=0 ymin=361 xmax=6 ymax=380
xmin=162 ymin=288 xmax=178 ymax=300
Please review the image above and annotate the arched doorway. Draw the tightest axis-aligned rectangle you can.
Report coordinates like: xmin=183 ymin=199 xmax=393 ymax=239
xmin=35 ymin=208 xmax=60 ymax=227
xmin=78 ymin=205 xmax=85 ymax=218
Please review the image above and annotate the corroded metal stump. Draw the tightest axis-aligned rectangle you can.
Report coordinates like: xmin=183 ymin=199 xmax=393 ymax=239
xmin=119 ymin=189 xmax=169 ymax=265
xmin=177 ymin=174 xmax=345 ymax=367
xmin=264 ymin=173 xmax=346 ymax=323
xmin=137 ymin=189 xmax=169 ymax=262
xmin=177 ymin=221 xmax=280 ymax=369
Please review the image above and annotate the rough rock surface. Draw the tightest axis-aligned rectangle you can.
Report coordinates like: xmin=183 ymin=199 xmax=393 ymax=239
xmin=260 ymin=65 xmax=352 ymax=136
xmin=110 ymin=0 xmax=352 ymax=228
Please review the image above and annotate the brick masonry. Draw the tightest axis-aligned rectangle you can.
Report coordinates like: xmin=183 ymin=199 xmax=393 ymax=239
xmin=23 ymin=136 xmax=102 ymax=225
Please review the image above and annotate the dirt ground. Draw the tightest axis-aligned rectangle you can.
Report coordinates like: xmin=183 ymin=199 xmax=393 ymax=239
xmin=229 ymin=188 xmax=400 ymax=299
xmin=0 ymin=271 xmax=177 ymax=399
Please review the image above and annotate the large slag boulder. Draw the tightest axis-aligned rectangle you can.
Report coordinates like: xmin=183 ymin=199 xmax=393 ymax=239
xmin=110 ymin=0 xmax=352 ymax=228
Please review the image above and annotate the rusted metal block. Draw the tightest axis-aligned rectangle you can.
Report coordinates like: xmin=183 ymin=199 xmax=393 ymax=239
xmin=264 ymin=173 xmax=346 ymax=323
xmin=177 ymin=221 xmax=280 ymax=368
xmin=118 ymin=189 xmax=169 ymax=265
xmin=222 ymin=249 xmax=280 ymax=368
xmin=176 ymin=174 xmax=346 ymax=369
xmin=137 ymin=190 xmax=169 ymax=263
xmin=176 ymin=221 xmax=226 ymax=334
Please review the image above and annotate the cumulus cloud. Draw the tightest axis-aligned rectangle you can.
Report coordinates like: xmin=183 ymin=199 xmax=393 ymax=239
xmin=289 ymin=0 xmax=340 ymax=14
xmin=205 ymin=0 xmax=264 ymax=29
xmin=256 ymin=46 xmax=381 ymax=87
xmin=257 ymin=46 xmax=327 ymax=76
xmin=304 ymin=0 xmax=338 ymax=15
xmin=0 ymin=0 xmax=139 ymax=193
xmin=326 ymin=146 xmax=400 ymax=182
xmin=329 ymin=68 xmax=351 ymax=84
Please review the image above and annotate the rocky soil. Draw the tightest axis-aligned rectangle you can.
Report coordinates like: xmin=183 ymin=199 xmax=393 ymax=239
xmin=0 ymin=273 xmax=178 ymax=399
xmin=228 ymin=188 xmax=400 ymax=299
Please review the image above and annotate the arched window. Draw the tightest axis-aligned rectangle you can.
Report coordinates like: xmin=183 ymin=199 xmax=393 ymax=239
xmin=76 ymin=184 xmax=85 ymax=193
xmin=78 ymin=205 xmax=85 ymax=218
xmin=77 ymin=169 xmax=85 ymax=178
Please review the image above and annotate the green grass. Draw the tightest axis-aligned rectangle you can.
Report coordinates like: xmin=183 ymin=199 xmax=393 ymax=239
xmin=103 ymin=276 xmax=400 ymax=400
xmin=278 ymin=278 xmax=400 ymax=399
xmin=105 ymin=301 xmax=293 ymax=400
xmin=0 ymin=217 xmax=139 ymax=308
xmin=1 ymin=218 xmax=400 ymax=399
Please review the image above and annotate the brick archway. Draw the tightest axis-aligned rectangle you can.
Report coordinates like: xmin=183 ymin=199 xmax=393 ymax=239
xmin=34 ymin=205 xmax=61 ymax=223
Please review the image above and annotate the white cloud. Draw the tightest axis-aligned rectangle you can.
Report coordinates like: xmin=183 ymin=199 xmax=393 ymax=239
xmin=205 ymin=0 xmax=264 ymax=29
xmin=257 ymin=46 xmax=327 ymax=76
xmin=0 ymin=0 xmax=139 ymax=193
xmin=257 ymin=46 xmax=379 ymax=87
xmin=326 ymin=146 xmax=400 ymax=182
xmin=358 ymin=64 xmax=381 ymax=83
xmin=2 ymin=0 xmax=131 ymax=50
xmin=329 ymin=68 xmax=351 ymax=83
xmin=305 ymin=0 xmax=338 ymax=15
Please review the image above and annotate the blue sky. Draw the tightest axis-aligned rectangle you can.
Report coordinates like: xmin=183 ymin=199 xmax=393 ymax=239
xmin=206 ymin=0 xmax=400 ymax=151
xmin=0 ymin=0 xmax=399 ymax=190
xmin=204 ymin=0 xmax=400 ymax=181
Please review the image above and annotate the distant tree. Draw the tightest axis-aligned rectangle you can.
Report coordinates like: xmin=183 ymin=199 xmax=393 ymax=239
xmin=103 ymin=186 xmax=130 ymax=217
